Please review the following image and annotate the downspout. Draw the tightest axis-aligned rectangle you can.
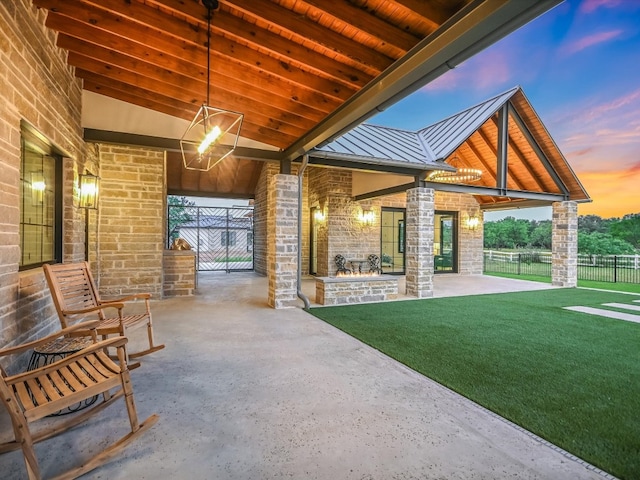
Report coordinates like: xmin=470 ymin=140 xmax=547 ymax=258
xmin=297 ymin=154 xmax=311 ymax=310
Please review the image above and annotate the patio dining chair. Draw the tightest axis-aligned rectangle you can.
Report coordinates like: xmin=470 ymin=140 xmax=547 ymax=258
xmin=335 ymin=255 xmax=351 ymax=275
xmin=0 ymin=320 xmax=158 ymax=480
xmin=367 ymin=254 xmax=383 ymax=274
xmin=43 ymin=262 xmax=164 ymax=366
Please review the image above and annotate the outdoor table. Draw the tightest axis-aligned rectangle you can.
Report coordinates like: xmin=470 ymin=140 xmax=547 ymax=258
xmin=348 ymin=259 xmax=368 ymax=273
xmin=27 ymin=336 xmax=98 ymax=415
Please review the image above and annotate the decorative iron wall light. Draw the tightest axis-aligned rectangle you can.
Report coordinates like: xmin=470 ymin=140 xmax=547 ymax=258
xmin=428 ymin=155 xmax=482 ymax=183
xmin=358 ymin=208 xmax=375 ymax=226
xmin=180 ymin=0 xmax=243 ymax=172
xmin=30 ymin=172 xmax=46 ymax=204
xmin=465 ymin=209 xmax=481 ymax=230
xmin=79 ymin=172 xmax=100 ymax=209
xmin=313 ymin=207 xmax=326 ymax=224
xmin=466 ymin=215 xmax=480 ymax=230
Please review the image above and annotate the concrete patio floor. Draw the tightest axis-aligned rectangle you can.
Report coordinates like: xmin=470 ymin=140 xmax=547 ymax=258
xmin=0 ymin=273 xmax=611 ymax=479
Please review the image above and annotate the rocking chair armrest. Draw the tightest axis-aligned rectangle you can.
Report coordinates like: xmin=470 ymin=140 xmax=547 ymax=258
xmin=4 ymin=336 xmax=129 ymax=384
xmin=0 ymin=320 xmax=101 ymax=358
xmin=63 ymin=302 xmax=125 ymax=316
xmin=100 ymin=293 xmax=152 ymax=304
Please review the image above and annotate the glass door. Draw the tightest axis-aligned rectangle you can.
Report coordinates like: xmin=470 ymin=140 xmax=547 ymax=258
xmin=380 ymin=208 xmax=405 ymax=274
xmin=310 ymin=207 xmax=319 ymax=275
xmin=434 ymin=211 xmax=458 ymax=273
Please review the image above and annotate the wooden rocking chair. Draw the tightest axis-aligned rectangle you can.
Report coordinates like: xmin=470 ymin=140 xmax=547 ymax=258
xmin=43 ymin=262 xmax=164 ymax=363
xmin=0 ymin=321 xmax=158 ymax=479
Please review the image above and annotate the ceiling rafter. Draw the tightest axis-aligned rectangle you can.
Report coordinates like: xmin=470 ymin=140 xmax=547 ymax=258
xmin=39 ymin=0 xmax=354 ymax=104
xmin=144 ymin=0 xmax=372 ymax=90
xmin=57 ymin=34 xmax=326 ymax=128
xmin=219 ymin=0 xmax=394 ymax=71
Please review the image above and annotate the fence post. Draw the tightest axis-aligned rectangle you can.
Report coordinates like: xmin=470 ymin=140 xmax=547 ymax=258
xmin=614 ymin=255 xmax=617 ymax=283
xmin=517 ymin=253 xmax=521 ymax=276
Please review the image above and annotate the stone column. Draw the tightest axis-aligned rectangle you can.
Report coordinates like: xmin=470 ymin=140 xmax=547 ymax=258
xmin=406 ymin=187 xmax=435 ymax=298
xmin=267 ymin=174 xmax=299 ymax=308
xmin=552 ymin=201 xmax=578 ymax=287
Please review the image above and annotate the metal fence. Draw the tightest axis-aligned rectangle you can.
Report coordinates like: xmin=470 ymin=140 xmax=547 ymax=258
xmin=168 ymin=205 xmax=254 ymax=272
xmin=483 ymin=251 xmax=640 ymax=284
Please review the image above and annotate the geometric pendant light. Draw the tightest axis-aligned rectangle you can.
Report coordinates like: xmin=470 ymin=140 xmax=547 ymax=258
xmin=181 ymin=0 xmax=243 ymax=171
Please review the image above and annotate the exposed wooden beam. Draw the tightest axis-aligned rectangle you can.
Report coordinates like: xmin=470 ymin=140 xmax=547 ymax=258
xmin=508 ymin=103 xmax=570 ymax=196
xmin=56 ymin=33 xmax=331 ymax=125
xmin=220 ymin=0 xmax=394 ymax=72
xmin=38 ymin=0 xmax=353 ymax=104
xmin=145 ymin=0 xmax=374 ymax=89
xmin=299 ymin=0 xmax=420 ymax=53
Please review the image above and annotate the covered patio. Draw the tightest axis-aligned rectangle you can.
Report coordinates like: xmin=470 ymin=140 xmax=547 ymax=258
xmin=0 ymin=273 xmax=607 ymax=479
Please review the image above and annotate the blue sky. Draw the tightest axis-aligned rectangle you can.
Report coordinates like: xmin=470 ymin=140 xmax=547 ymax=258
xmin=371 ymin=0 xmax=640 ymax=220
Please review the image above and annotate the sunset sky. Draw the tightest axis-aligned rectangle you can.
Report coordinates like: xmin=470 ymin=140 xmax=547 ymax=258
xmin=372 ymin=0 xmax=640 ymax=220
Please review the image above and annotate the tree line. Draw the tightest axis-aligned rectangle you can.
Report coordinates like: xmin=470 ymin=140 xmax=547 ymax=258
xmin=484 ymin=213 xmax=640 ymax=255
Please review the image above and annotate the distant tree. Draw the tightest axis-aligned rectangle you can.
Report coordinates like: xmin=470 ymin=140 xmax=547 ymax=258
xmin=483 ymin=217 xmax=529 ymax=249
xmin=167 ymin=196 xmax=196 ymax=245
xmin=609 ymin=214 xmax=640 ymax=249
xmin=578 ymin=232 xmax=636 ymax=255
xmin=529 ymin=221 xmax=552 ymax=249
xmin=578 ymin=214 xmax=610 ymax=234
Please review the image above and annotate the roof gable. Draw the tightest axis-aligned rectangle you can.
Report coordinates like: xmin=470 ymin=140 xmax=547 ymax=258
xmin=314 ymin=85 xmax=590 ymax=205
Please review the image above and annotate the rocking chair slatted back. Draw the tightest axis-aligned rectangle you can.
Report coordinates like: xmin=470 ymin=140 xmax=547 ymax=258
xmin=46 ymin=263 xmax=103 ymax=328
xmin=44 ymin=262 xmax=165 ymax=362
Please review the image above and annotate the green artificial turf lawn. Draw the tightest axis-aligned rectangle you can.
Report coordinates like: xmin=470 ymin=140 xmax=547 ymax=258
xmin=309 ymin=288 xmax=640 ymax=479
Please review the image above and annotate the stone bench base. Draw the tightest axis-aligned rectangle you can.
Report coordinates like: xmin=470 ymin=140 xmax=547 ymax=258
xmin=315 ymin=275 xmax=398 ymax=306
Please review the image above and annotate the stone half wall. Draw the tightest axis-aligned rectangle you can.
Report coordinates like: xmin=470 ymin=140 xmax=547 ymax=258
xmin=0 ymin=0 xmax=88 ymax=361
xmin=93 ymin=144 xmax=166 ymax=298
xmin=315 ymin=275 xmax=399 ymax=305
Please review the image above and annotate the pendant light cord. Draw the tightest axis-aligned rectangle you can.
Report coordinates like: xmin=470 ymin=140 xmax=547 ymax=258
xmin=202 ymin=0 xmax=218 ymax=106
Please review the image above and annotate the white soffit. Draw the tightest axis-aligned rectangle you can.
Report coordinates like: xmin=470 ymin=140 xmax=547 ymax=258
xmin=81 ymin=91 xmax=276 ymax=150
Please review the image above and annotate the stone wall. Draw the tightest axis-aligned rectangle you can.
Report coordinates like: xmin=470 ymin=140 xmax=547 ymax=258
xmin=93 ymin=144 xmax=165 ymax=298
xmin=163 ymin=250 xmax=196 ymax=296
xmin=552 ymin=201 xmax=578 ymax=287
xmin=267 ymin=174 xmax=299 ymax=308
xmin=253 ymin=162 xmax=278 ymax=276
xmin=405 ymin=187 xmax=435 ymax=298
xmin=0 ymin=0 xmax=86 ymax=359
xmin=315 ymin=276 xmax=398 ymax=305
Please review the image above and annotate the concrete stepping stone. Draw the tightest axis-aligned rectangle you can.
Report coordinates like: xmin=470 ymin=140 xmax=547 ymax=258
xmin=564 ymin=306 xmax=640 ymax=324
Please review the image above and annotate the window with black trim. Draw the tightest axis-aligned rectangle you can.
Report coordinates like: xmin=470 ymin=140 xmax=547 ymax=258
xmin=19 ymin=124 xmax=63 ymax=270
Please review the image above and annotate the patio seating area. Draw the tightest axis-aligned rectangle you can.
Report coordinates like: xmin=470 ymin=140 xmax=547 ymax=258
xmin=0 ymin=273 xmax=605 ymax=479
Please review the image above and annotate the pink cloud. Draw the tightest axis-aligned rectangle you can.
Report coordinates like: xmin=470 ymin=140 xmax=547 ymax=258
xmin=579 ymin=0 xmax=624 ymax=14
xmin=421 ymin=49 xmax=512 ymax=93
xmin=561 ymin=30 xmax=622 ymax=55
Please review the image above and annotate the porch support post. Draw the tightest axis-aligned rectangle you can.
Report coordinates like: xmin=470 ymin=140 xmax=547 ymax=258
xmin=267 ymin=174 xmax=299 ymax=308
xmin=405 ymin=187 xmax=434 ymax=298
xmin=551 ymin=201 xmax=578 ymax=287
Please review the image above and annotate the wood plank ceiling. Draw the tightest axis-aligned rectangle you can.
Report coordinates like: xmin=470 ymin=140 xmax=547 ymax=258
xmin=33 ymin=0 xmax=563 ymax=200
xmin=34 ymin=0 xmax=469 ymax=152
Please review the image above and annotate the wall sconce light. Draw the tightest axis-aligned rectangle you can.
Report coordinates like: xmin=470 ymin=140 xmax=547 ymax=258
xmin=466 ymin=214 xmax=480 ymax=230
xmin=79 ymin=173 xmax=100 ymax=209
xmin=358 ymin=208 xmax=375 ymax=226
xmin=30 ymin=172 xmax=46 ymax=204
xmin=313 ymin=208 xmax=326 ymax=223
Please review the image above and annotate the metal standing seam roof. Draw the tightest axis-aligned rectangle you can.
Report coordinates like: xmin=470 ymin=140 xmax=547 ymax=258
xmin=312 ymin=86 xmax=521 ymax=167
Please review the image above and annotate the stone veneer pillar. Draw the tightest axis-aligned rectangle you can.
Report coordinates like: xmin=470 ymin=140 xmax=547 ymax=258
xmin=405 ymin=187 xmax=435 ymax=298
xmin=267 ymin=174 xmax=299 ymax=308
xmin=552 ymin=201 xmax=578 ymax=287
